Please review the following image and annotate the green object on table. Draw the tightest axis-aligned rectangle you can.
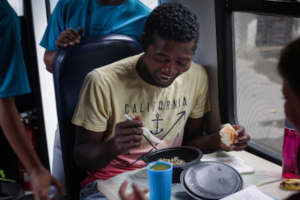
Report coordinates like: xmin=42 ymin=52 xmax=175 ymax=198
xmin=150 ymin=164 xmax=171 ymax=171
xmin=0 ymin=169 xmax=5 ymax=179
xmin=0 ymin=169 xmax=16 ymax=182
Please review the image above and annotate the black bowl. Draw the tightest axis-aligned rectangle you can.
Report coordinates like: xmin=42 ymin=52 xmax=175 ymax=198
xmin=142 ymin=146 xmax=203 ymax=183
xmin=0 ymin=180 xmax=24 ymax=200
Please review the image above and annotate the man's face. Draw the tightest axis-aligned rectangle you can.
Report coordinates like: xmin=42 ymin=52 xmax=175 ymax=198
xmin=282 ymin=80 xmax=300 ymax=132
xmin=141 ymin=34 xmax=196 ymax=87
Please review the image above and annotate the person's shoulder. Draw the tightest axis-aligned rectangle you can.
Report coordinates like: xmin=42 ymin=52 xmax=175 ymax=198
xmin=0 ymin=4 xmax=19 ymax=30
xmin=189 ymin=62 xmax=208 ymax=76
xmin=183 ymin=61 xmax=209 ymax=84
xmin=56 ymin=0 xmax=87 ymax=8
xmin=98 ymin=54 xmax=140 ymax=72
xmin=92 ymin=54 xmax=141 ymax=80
xmin=128 ymin=0 xmax=151 ymax=13
xmin=85 ymin=69 xmax=101 ymax=82
xmin=135 ymin=0 xmax=152 ymax=11
xmin=55 ymin=0 xmax=70 ymax=6
xmin=0 ymin=1 xmax=12 ymax=17
xmin=83 ymin=68 xmax=113 ymax=89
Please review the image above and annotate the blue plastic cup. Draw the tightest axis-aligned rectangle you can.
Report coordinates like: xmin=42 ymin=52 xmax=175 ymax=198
xmin=147 ymin=161 xmax=173 ymax=200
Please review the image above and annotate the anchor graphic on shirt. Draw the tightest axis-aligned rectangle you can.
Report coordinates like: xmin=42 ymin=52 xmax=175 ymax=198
xmin=149 ymin=111 xmax=186 ymax=137
xmin=150 ymin=113 xmax=164 ymax=135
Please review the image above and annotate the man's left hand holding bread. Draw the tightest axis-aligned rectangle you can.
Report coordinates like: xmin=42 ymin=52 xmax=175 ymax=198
xmin=220 ymin=124 xmax=250 ymax=151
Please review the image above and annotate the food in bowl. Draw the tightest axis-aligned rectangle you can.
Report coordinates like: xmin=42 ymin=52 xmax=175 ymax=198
xmin=158 ymin=156 xmax=186 ymax=166
xmin=143 ymin=146 xmax=203 ymax=183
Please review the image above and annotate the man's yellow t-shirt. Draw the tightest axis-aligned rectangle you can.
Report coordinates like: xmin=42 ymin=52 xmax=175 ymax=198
xmin=72 ymin=54 xmax=210 ymax=186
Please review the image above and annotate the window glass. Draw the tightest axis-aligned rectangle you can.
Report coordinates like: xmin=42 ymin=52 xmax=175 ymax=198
xmin=7 ymin=0 xmax=23 ymax=16
xmin=234 ymin=13 xmax=300 ymax=155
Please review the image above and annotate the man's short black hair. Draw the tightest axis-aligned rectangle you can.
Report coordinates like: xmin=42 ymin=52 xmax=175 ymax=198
xmin=278 ymin=37 xmax=300 ymax=98
xmin=141 ymin=3 xmax=199 ymax=51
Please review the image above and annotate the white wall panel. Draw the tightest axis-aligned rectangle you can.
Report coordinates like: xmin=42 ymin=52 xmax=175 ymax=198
xmin=31 ymin=0 xmax=57 ymax=172
xmin=160 ymin=0 xmax=221 ymax=131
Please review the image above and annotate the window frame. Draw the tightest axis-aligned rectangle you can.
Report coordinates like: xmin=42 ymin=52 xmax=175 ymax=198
xmin=45 ymin=0 xmax=51 ymax=20
xmin=215 ymin=0 xmax=300 ymax=165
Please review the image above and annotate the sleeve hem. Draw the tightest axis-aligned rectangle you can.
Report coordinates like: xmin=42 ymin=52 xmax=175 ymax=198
xmin=189 ymin=110 xmax=210 ymax=119
xmin=0 ymin=89 xmax=31 ymax=99
xmin=72 ymin=119 xmax=107 ymax=132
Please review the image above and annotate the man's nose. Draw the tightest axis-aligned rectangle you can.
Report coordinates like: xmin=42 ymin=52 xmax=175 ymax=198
xmin=163 ymin=62 xmax=176 ymax=75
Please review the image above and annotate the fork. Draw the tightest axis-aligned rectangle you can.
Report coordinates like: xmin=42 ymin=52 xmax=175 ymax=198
xmin=124 ymin=114 xmax=161 ymax=149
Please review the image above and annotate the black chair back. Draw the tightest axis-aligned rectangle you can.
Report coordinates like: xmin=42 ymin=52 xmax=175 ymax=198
xmin=53 ymin=34 xmax=142 ymax=200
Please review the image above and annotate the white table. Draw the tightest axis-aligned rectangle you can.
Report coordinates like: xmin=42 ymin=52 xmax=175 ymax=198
xmin=97 ymin=151 xmax=296 ymax=200
xmin=229 ymin=151 xmax=296 ymax=199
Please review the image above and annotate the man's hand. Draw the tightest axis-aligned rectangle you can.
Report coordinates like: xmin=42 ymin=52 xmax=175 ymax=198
xmin=220 ymin=124 xmax=250 ymax=151
xmin=119 ymin=181 xmax=148 ymax=200
xmin=55 ymin=27 xmax=83 ymax=48
xmin=44 ymin=26 xmax=83 ymax=72
xmin=29 ymin=167 xmax=64 ymax=200
xmin=110 ymin=115 xmax=143 ymax=156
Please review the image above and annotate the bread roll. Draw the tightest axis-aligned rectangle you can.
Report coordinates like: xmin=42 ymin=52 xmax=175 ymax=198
xmin=219 ymin=123 xmax=237 ymax=147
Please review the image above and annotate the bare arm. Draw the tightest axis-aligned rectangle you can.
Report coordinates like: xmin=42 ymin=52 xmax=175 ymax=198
xmin=0 ymin=97 xmax=42 ymax=172
xmin=74 ymin=126 xmax=117 ymax=170
xmin=183 ymin=117 xmax=221 ymax=153
xmin=74 ymin=115 xmax=143 ymax=170
xmin=44 ymin=50 xmax=56 ymax=73
xmin=0 ymin=97 xmax=63 ymax=199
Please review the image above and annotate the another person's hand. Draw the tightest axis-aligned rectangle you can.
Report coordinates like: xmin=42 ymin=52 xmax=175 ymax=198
xmin=119 ymin=181 xmax=148 ymax=200
xmin=56 ymin=26 xmax=83 ymax=48
xmin=29 ymin=166 xmax=64 ymax=200
xmin=220 ymin=124 xmax=250 ymax=151
xmin=110 ymin=115 xmax=143 ymax=156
